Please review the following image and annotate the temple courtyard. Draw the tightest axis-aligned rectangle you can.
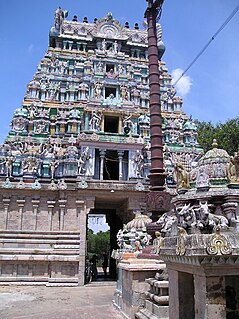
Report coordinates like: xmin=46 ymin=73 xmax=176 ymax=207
xmin=0 ymin=282 xmax=122 ymax=319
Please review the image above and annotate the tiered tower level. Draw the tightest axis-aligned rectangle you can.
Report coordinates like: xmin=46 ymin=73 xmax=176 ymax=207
xmin=0 ymin=9 xmax=203 ymax=286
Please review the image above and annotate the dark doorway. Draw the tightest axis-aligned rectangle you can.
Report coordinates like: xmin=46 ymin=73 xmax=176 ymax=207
xmin=105 ymin=86 xmax=116 ymax=98
xmin=106 ymin=63 xmax=115 ymax=72
xmin=104 ymin=116 xmax=119 ymax=133
xmin=103 ymin=150 xmax=119 ymax=180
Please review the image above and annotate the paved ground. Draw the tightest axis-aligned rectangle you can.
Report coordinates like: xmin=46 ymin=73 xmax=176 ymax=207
xmin=0 ymin=281 xmax=123 ymax=319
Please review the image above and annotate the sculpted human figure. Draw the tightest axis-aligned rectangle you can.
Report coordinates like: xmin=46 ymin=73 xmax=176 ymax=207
xmin=23 ymin=157 xmax=38 ymax=174
xmin=77 ymin=147 xmax=91 ymax=175
xmin=54 ymin=7 xmax=68 ymax=31
xmin=152 ymin=231 xmax=163 ymax=254
xmin=49 ymin=159 xmax=59 ymax=179
xmin=227 ymin=152 xmax=239 ymax=182
xmin=96 ymin=61 xmax=103 ymax=72
xmin=5 ymin=156 xmax=15 ymax=177
xmin=123 ymin=113 xmax=134 ymax=132
xmin=134 ymin=150 xmax=144 ymax=178
xmin=174 ymin=162 xmax=190 ymax=189
xmin=113 ymin=40 xmax=119 ymax=53
xmin=94 ymin=82 xmax=103 ymax=98
xmin=101 ymin=39 xmax=106 ymax=51
xmin=89 ymin=111 xmax=101 ymax=131
xmin=120 ymin=85 xmax=128 ymax=100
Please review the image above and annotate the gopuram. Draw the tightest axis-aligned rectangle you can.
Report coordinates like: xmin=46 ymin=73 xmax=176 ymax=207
xmin=0 ymin=8 xmax=202 ymax=286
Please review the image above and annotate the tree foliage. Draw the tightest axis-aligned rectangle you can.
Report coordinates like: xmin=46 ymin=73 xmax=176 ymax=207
xmin=195 ymin=117 xmax=239 ymax=155
xmin=87 ymin=229 xmax=110 ymax=259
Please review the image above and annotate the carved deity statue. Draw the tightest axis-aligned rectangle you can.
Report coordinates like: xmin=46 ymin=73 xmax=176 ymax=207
xmin=101 ymin=39 xmax=107 ymax=51
xmin=133 ymin=150 xmax=144 ymax=178
xmin=77 ymin=147 xmax=91 ymax=175
xmin=94 ymin=82 xmax=103 ymax=98
xmin=89 ymin=111 xmax=102 ymax=132
xmin=113 ymin=41 xmax=119 ymax=53
xmin=120 ymin=85 xmax=128 ymax=100
xmin=49 ymin=159 xmax=59 ymax=179
xmin=23 ymin=157 xmax=38 ymax=174
xmin=5 ymin=156 xmax=15 ymax=177
xmin=123 ymin=113 xmax=134 ymax=132
xmin=54 ymin=7 xmax=68 ymax=31
xmin=174 ymin=162 xmax=190 ymax=190
xmin=227 ymin=152 xmax=239 ymax=182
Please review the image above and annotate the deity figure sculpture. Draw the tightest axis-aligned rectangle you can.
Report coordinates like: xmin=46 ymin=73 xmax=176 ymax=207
xmin=113 ymin=41 xmax=119 ymax=53
xmin=23 ymin=157 xmax=38 ymax=175
xmin=5 ymin=156 xmax=15 ymax=177
xmin=101 ymin=39 xmax=106 ymax=51
xmin=96 ymin=61 xmax=103 ymax=72
xmin=94 ymin=82 xmax=103 ymax=98
xmin=28 ymin=105 xmax=37 ymax=118
xmin=120 ymin=85 xmax=128 ymax=100
xmin=105 ymin=68 xmax=118 ymax=79
xmin=54 ymin=7 xmax=68 ymax=32
xmin=118 ymin=64 xmax=125 ymax=75
xmin=89 ymin=111 xmax=102 ymax=132
xmin=227 ymin=152 xmax=239 ymax=182
xmin=152 ymin=231 xmax=163 ymax=254
xmin=11 ymin=117 xmax=27 ymax=132
xmin=123 ymin=113 xmax=134 ymax=133
xmin=133 ymin=150 xmax=144 ymax=178
xmin=49 ymin=159 xmax=59 ymax=179
xmin=77 ymin=147 xmax=91 ymax=175
xmin=174 ymin=162 xmax=190 ymax=190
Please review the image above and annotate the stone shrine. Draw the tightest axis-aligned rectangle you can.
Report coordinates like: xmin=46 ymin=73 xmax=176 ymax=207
xmin=115 ymin=140 xmax=239 ymax=319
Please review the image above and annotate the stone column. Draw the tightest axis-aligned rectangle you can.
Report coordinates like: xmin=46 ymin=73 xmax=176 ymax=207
xmin=168 ymin=268 xmax=179 ymax=319
xmin=3 ymin=198 xmax=10 ymax=229
xmin=32 ymin=199 xmax=40 ymax=231
xmin=85 ymin=112 xmax=89 ymax=130
xmin=79 ymin=196 xmax=95 ymax=286
xmin=118 ymin=150 xmax=124 ymax=181
xmin=76 ymin=200 xmax=85 ymax=219
xmin=101 ymin=114 xmax=104 ymax=132
xmin=59 ymin=199 xmax=67 ymax=231
xmin=206 ymin=276 xmax=226 ymax=318
xmin=82 ymin=43 xmax=87 ymax=52
xmin=47 ymin=200 xmax=55 ymax=231
xmin=99 ymin=149 xmax=106 ymax=180
xmin=17 ymin=199 xmax=25 ymax=230
xmin=119 ymin=116 xmax=122 ymax=133
xmin=194 ymin=274 xmax=206 ymax=319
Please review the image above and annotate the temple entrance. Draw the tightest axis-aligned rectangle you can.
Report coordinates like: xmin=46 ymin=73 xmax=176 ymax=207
xmin=85 ymin=209 xmax=123 ymax=284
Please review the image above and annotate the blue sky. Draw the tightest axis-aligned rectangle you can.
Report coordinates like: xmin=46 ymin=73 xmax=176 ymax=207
xmin=0 ymin=1 xmax=238 ymax=143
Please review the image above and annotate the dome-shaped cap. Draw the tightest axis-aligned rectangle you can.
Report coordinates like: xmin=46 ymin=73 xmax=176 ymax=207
xmin=126 ymin=212 xmax=152 ymax=230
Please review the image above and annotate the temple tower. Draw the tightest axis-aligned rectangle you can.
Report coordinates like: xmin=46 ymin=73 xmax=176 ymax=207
xmin=0 ymin=9 xmax=202 ymax=286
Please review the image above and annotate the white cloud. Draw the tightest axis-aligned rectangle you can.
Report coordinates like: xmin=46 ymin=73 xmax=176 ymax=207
xmin=27 ymin=44 xmax=34 ymax=53
xmin=171 ymin=68 xmax=192 ymax=96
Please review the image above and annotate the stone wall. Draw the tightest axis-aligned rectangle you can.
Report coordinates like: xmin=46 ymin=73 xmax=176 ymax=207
xmin=0 ymin=189 xmax=92 ymax=286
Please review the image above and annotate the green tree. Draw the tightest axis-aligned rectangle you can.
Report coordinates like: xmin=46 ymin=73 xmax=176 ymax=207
xmin=215 ymin=118 xmax=239 ymax=155
xmin=196 ymin=117 xmax=239 ymax=155
xmin=195 ymin=120 xmax=215 ymax=153
xmin=87 ymin=229 xmax=110 ymax=258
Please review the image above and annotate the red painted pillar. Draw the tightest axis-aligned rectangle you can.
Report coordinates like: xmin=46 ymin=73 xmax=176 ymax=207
xmin=145 ymin=0 xmax=171 ymax=220
xmin=147 ymin=3 xmax=166 ymax=191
